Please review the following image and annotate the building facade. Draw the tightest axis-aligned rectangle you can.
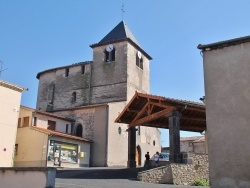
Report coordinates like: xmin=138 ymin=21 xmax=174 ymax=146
xmin=0 ymin=80 xmax=26 ymax=167
xmin=198 ymin=36 xmax=250 ymax=187
xmin=15 ymin=106 xmax=91 ymax=167
xmin=36 ymin=21 xmax=161 ymax=167
xmin=180 ymin=136 xmax=206 ymax=154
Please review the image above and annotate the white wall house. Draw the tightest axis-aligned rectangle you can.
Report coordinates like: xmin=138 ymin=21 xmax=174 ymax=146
xmin=0 ymin=80 xmax=26 ymax=167
xmin=198 ymin=35 xmax=250 ymax=187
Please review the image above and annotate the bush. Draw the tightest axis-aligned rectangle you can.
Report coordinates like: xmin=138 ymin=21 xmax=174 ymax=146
xmin=193 ymin=179 xmax=209 ymax=186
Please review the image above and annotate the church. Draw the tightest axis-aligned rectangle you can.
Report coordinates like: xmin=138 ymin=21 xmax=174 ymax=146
xmin=35 ymin=21 xmax=161 ymax=167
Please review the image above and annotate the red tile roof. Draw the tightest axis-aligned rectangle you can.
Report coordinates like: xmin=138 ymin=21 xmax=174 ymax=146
xmin=34 ymin=110 xmax=75 ymax=122
xmin=115 ymin=92 xmax=206 ymax=132
xmin=30 ymin=126 xmax=92 ymax=142
xmin=21 ymin=105 xmax=75 ymax=122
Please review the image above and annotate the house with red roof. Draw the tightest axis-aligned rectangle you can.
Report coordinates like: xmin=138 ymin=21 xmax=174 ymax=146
xmin=14 ymin=105 xmax=91 ymax=167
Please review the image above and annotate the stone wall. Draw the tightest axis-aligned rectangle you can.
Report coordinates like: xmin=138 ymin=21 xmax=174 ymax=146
xmin=0 ymin=167 xmax=56 ymax=188
xmin=138 ymin=165 xmax=172 ymax=184
xmin=137 ymin=153 xmax=209 ymax=185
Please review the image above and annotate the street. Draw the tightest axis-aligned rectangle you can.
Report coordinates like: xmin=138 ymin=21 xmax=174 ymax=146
xmin=55 ymin=167 xmax=209 ymax=188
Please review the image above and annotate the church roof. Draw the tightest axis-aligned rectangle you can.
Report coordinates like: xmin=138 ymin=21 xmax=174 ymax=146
xmin=98 ymin=21 xmax=141 ymax=47
xmin=90 ymin=21 xmax=152 ymax=60
xmin=36 ymin=61 xmax=92 ymax=79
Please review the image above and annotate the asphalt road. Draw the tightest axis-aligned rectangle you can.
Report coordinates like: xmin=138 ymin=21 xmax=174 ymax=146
xmin=55 ymin=167 xmax=210 ymax=188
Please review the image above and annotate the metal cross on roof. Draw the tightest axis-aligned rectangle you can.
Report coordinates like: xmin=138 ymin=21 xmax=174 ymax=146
xmin=121 ymin=2 xmax=125 ymax=20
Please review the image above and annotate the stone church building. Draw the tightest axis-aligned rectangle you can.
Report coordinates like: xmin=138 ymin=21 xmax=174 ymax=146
xmin=36 ymin=21 xmax=161 ymax=167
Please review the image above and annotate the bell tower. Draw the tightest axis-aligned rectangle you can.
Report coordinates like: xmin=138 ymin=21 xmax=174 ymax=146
xmin=90 ymin=21 xmax=152 ymax=104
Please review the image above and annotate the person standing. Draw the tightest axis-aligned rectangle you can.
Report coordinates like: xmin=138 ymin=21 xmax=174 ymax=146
xmin=144 ymin=152 xmax=150 ymax=168
xmin=154 ymin=151 xmax=160 ymax=167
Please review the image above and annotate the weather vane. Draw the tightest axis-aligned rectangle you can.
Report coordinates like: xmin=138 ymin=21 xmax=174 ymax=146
xmin=121 ymin=2 xmax=125 ymax=20
xmin=0 ymin=61 xmax=8 ymax=79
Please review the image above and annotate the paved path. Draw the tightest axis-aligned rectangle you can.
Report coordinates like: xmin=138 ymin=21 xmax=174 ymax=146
xmin=55 ymin=167 xmax=209 ymax=188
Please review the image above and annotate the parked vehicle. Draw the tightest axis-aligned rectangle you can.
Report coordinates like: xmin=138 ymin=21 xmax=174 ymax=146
xmin=150 ymin=152 xmax=169 ymax=161
xmin=159 ymin=152 xmax=169 ymax=161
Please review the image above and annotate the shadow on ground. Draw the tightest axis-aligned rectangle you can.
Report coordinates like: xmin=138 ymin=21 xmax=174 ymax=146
xmin=56 ymin=167 xmax=145 ymax=180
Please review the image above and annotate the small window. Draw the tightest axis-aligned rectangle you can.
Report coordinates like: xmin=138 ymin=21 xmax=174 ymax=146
xmin=71 ymin=124 xmax=74 ymax=134
xmin=66 ymin=124 xmax=68 ymax=133
xmin=105 ymin=44 xmax=115 ymax=62
xmin=137 ymin=126 xmax=141 ymax=135
xmin=65 ymin=68 xmax=69 ymax=77
xmin=15 ymin=144 xmax=18 ymax=155
xmin=118 ymin=127 xmax=121 ymax=134
xmin=33 ymin=117 xmax=37 ymax=126
xmin=18 ymin=118 xmax=21 ymax=127
xmin=23 ymin=116 xmax=29 ymax=127
xmin=72 ymin=92 xmax=76 ymax=103
xmin=153 ymin=140 xmax=156 ymax=146
xmin=48 ymin=120 xmax=56 ymax=130
xmin=81 ymin=65 xmax=85 ymax=74
xmin=76 ymin=124 xmax=83 ymax=137
xmin=139 ymin=58 xmax=143 ymax=69
xmin=136 ymin=53 xmax=143 ymax=70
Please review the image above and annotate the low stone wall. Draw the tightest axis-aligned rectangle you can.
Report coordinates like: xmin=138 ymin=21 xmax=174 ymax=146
xmin=138 ymin=165 xmax=172 ymax=184
xmin=138 ymin=153 xmax=209 ymax=185
xmin=0 ymin=167 xmax=56 ymax=188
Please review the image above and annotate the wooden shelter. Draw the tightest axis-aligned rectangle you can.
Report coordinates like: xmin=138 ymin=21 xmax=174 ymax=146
xmin=115 ymin=92 xmax=206 ymax=167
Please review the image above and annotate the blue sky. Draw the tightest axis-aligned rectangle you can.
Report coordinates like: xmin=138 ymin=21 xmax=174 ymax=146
xmin=1 ymin=1 xmax=250 ymax=146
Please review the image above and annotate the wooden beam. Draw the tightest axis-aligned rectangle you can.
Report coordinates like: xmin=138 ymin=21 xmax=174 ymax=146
xmin=137 ymin=121 xmax=206 ymax=132
xmin=131 ymin=102 xmax=150 ymax=122
xmin=129 ymin=107 xmax=174 ymax=127
xmin=181 ymin=116 xmax=206 ymax=122
xmin=149 ymin=101 xmax=173 ymax=109
xmin=126 ymin=108 xmax=140 ymax=113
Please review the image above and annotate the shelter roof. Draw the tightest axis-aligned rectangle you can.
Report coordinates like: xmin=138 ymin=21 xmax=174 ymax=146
xmin=115 ymin=92 xmax=206 ymax=133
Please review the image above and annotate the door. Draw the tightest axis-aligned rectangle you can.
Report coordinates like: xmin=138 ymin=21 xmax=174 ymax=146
xmin=136 ymin=146 xmax=141 ymax=166
xmin=54 ymin=144 xmax=61 ymax=166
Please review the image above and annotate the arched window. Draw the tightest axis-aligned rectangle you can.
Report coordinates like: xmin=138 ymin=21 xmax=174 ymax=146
xmin=105 ymin=44 xmax=115 ymax=62
xmin=76 ymin=124 xmax=83 ymax=137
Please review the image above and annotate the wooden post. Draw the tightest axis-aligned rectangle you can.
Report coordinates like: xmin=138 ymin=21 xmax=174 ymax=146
xmin=168 ymin=111 xmax=182 ymax=163
xmin=127 ymin=127 xmax=136 ymax=168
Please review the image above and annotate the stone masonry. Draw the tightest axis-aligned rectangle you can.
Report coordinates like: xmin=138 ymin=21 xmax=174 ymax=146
xmin=137 ymin=153 xmax=209 ymax=185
